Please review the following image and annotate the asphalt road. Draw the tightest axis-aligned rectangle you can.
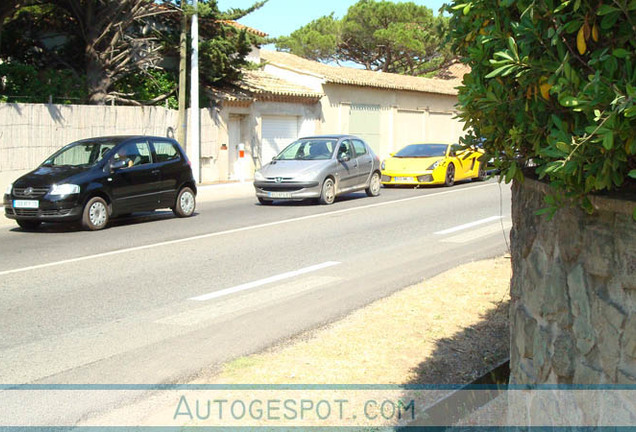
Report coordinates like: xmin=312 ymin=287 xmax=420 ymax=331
xmin=0 ymin=179 xmax=512 ymax=426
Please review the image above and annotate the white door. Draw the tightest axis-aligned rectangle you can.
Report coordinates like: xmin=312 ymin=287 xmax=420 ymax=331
xmin=428 ymin=112 xmax=456 ymax=142
xmin=395 ymin=110 xmax=425 ymax=151
xmin=228 ymin=116 xmax=241 ymax=180
xmin=261 ymin=115 xmax=298 ymax=164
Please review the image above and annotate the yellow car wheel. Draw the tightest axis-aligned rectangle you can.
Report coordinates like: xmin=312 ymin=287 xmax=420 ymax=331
xmin=444 ymin=163 xmax=455 ymax=187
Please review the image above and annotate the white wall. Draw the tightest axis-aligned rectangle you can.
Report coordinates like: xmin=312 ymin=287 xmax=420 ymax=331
xmin=0 ymin=103 xmax=220 ymax=193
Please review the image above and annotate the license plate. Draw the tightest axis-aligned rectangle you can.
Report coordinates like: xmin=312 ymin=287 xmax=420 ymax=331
xmin=395 ymin=177 xmax=414 ymax=182
xmin=268 ymin=192 xmax=292 ymax=198
xmin=13 ymin=200 xmax=39 ymax=209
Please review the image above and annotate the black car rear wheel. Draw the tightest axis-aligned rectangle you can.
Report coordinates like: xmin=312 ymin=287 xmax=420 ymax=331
xmin=17 ymin=220 xmax=41 ymax=230
xmin=173 ymin=187 xmax=196 ymax=217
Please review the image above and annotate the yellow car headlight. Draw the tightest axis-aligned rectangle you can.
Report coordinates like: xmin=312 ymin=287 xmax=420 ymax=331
xmin=428 ymin=160 xmax=442 ymax=170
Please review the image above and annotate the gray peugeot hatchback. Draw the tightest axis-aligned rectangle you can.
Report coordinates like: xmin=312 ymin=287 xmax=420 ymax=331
xmin=3 ymin=135 xmax=197 ymax=231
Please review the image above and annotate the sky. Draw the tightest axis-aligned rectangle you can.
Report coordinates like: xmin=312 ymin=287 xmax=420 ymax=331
xmin=216 ymin=0 xmax=448 ymax=39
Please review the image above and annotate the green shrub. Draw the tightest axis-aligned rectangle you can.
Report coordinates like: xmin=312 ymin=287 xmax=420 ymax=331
xmin=444 ymin=0 xmax=636 ymax=218
xmin=0 ymin=62 xmax=86 ymax=103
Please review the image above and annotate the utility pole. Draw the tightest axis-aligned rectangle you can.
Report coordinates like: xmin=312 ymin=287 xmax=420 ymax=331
xmin=176 ymin=2 xmax=187 ymax=148
xmin=189 ymin=1 xmax=200 ymax=183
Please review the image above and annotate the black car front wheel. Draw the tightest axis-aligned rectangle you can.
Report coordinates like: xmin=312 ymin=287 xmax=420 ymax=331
xmin=173 ymin=187 xmax=196 ymax=217
xmin=82 ymin=196 xmax=109 ymax=230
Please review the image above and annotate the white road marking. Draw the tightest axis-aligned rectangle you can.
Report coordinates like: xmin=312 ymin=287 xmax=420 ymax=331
xmin=158 ymin=276 xmax=340 ymax=326
xmin=0 ymin=182 xmax=499 ymax=276
xmin=434 ymin=215 xmax=503 ymax=235
xmin=440 ymin=220 xmax=512 ymax=244
xmin=189 ymin=261 xmax=341 ymax=302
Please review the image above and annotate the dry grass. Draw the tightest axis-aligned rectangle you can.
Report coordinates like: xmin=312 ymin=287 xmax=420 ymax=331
xmin=206 ymin=256 xmax=512 ymax=385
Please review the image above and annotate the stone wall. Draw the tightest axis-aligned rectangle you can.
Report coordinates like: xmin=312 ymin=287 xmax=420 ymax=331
xmin=510 ymin=177 xmax=636 ymax=384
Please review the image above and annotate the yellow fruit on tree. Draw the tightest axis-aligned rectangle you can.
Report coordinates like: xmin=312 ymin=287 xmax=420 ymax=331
xmin=577 ymin=26 xmax=587 ymax=55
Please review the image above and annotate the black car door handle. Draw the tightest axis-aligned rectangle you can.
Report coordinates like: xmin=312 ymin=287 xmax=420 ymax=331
xmin=152 ymin=169 xmax=161 ymax=174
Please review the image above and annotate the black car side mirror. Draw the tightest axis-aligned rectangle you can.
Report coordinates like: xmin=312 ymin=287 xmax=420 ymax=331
xmin=110 ymin=159 xmax=128 ymax=172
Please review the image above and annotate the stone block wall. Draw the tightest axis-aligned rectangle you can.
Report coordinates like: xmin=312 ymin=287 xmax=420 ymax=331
xmin=510 ymin=177 xmax=636 ymax=384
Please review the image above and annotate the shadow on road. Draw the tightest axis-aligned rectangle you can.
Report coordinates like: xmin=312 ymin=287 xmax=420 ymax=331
xmin=8 ymin=211 xmax=198 ymax=234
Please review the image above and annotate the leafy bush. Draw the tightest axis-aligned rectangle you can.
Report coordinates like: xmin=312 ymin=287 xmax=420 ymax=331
xmin=113 ymin=68 xmax=178 ymax=109
xmin=444 ymin=0 xmax=636 ymax=217
xmin=0 ymin=62 xmax=86 ymax=104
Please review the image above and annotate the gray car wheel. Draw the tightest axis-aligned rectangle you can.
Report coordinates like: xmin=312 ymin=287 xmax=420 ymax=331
xmin=319 ymin=177 xmax=336 ymax=205
xmin=365 ymin=172 xmax=381 ymax=197
xmin=82 ymin=196 xmax=109 ymax=230
xmin=173 ymin=187 xmax=196 ymax=217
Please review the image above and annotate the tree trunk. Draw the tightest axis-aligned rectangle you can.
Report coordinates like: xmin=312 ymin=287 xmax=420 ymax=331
xmin=86 ymin=49 xmax=110 ymax=105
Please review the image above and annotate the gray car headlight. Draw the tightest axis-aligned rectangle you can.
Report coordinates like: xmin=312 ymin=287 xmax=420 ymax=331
xmin=254 ymin=171 xmax=265 ymax=181
xmin=4 ymin=183 xmax=12 ymax=195
xmin=427 ymin=160 xmax=442 ymax=170
xmin=50 ymin=183 xmax=80 ymax=196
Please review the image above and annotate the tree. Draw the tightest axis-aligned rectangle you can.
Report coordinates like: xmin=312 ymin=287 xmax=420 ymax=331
xmin=55 ymin=0 xmax=170 ymax=104
xmin=0 ymin=0 xmax=266 ymax=105
xmin=275 ymin=13 xmax=340 ymax=63
xmin=443 ymin=0 xmax=636 ymax=218
xmin=276 ymin=0 xmax=453 ymax=75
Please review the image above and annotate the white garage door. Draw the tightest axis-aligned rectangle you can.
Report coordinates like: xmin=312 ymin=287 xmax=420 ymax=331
xmin=261 ymin=115 xmax=298 ymax=164
xmin=395 ymin=110 xmax=425 ymax=151
xmin=349 ymin=104 xmax=381 ymax=154
xmin=428 ymin=112 xmax=460 ymax=143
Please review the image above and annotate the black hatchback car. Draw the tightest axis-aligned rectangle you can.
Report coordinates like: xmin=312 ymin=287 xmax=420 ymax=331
xmin=4 ymin=135 xmax=197 ymax=230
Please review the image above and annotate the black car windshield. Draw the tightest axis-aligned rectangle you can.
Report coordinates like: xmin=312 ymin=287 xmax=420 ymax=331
xmin=394 ymin=144 xmax=449 ymax=158
xmin=275 ymin=139 xmax=337 ymax=161
xmin=42 ymin=140 xmax=118 ymax=167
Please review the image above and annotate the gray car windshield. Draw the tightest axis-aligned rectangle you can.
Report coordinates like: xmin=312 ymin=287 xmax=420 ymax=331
xmin=42 ymin=141 xmax=118 ymax=167
xmin=395 ymin=144 xmax=448 ymax=158
xmin=276 ymin=139 xmax=336 ymax=161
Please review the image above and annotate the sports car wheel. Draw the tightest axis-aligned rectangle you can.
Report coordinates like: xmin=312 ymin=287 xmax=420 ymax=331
xmin=445 ymin=163 xmax=455 ymax=187
xmin=365 ymin=172 xmax=381 ymax=197
xmin=477 ymin=162 xmax=487 ymax=181
xmin=319 ymin=178 xmax=336 ymax=205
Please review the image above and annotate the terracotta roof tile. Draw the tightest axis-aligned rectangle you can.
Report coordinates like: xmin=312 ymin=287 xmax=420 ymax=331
xmin=218 ymin=20 xmax=267 ymax=37
xmin=261 ymin=50 xmax=466 ymax=96
xmin=239 ymin=69 xmax=323 ymax=100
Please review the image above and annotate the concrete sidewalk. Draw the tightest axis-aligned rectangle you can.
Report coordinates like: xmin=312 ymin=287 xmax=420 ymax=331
xmin=196 ymin=181 xmax=254 ymax=202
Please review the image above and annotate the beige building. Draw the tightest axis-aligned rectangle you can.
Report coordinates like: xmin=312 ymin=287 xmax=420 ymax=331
xmin=208 ymin=49 xmax=467 ymax=182
xmin=0 ymin=49 xmax=467 ymax=188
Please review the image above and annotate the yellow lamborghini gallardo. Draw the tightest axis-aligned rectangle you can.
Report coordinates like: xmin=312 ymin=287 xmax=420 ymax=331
xmin=381 ymin=143 xmax=486 ymax=187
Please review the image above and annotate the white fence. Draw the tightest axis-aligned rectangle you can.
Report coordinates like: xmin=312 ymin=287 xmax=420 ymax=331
xmin=0 ymin=103 xmax=220 ymax=190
